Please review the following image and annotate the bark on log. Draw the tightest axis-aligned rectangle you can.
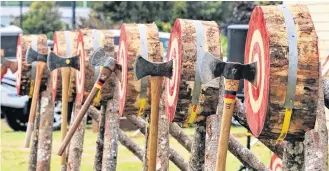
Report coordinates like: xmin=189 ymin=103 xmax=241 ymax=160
xmin=282 ymin=141 xmax=304 ymax=171
xmin=188 ymin=121 xmax=206 ymax=171
xmin=142 ymin=115 xmax=150 ymax=171
xmin=233 ymin=100 xmax=284 ymax=158
xmin=101 ymin=99 xmax=120 ymax=171
xmin=36 ymin=86 xmax=54 ymax=171
xmin=304 ymin=78 xmax=328 ymax=171
xmin=93 ymin=102 xmax=106 ymax=171
xmin=67 ymin=103 xmax=87 ymax=171
xmin=156 ymin=98 xmax=169 ymax=171
xmin=118 ymin=129 xmax=144 ymax=161
xmin=169 ymin=148 xmax=188 ymax=171
xmin=169 ymin=123 xmax=192 ymax=152
xmin=28 ymin=101 xmax=41 ymax=171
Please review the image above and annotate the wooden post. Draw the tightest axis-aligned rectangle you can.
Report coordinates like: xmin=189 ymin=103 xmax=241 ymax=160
xmin=67 ymin=103 xmax=87 ymax=171
xmin=101 ymin=87 xmax=120 ymax=171
xmin=282 ymin=141 xmax=304 ymax=170
xmin=28 ymin=100 xmax=41 ymax=171
xmin=188 ymin=120 xmax=206 ymax=171
xmin=93 ymin=101 xmax=106 ymax=171
xmin=36 ymin=83 xmax=54 ymax=171
xmin=118 ymin=129 xmax=144 ymax=161
xmin=142 ymin=115 xmax=150 ymax=171
xmin=156 ymin=96 xmax=169 ymax=171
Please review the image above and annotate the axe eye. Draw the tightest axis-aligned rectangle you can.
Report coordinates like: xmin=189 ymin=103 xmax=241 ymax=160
xmin=66 ymin=59 xmax=70 ymax=64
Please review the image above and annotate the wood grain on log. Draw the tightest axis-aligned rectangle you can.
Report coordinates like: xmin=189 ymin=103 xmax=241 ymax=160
xmin=67 ymin=103 xmax=87 ymax=171
xmin=28 ymin=101 xmax=41 ymax=171
xmin=93 ymin=102 xmax=106 ymax=171
xmin=245 ymin=5 xmax=319 ymax=140
xmin=117 ymin=23 xmax=162 ymax=116
xmin=165 ymin=19 xmax=221 ymax=124
xmin=36 ymin=81 xmax=54 ymax=171
xmin=16 ymin=34 xmax=48 ymax=96
xmin=188 ymin=121 xmax=206 ymax=171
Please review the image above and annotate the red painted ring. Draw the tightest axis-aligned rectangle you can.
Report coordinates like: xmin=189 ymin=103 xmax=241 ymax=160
xmin=164 ymin=20 xmax=182 ymax=122
xmin=244 ymin=6 xmax=270 ymax=137
xmin=16 ymin=35 xmax=22 ymax=95
xmin=51 ymin=32 xmax=59 ymax=102
xmin=75 ymin=31 xmax=86 ymax=105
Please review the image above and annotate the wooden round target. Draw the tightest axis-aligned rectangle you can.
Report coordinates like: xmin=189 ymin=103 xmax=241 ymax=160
xmin=164 ymin=19 xmax=221 ymax=124
xmin=244 ymin=5 xmax=319 ymax=140
xmin=269 ymin=154 xmax=282 ymax=171
xmin=117 ymin=23 xmax=161 ymax=116
xmin=75 ymin=29 xmax=115 ymax=105
xmin=51 ymin=31 xmax=78 ymax=101
xmin=16 ymin=34 xmax=48 ymax=96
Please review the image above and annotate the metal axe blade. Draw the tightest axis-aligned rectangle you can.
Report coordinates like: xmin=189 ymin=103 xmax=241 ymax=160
xmin=47 ymin=51 xmax=80 ymax=72
xmin=26 ymin=47 xmax=48 ymax=63
xmin=199 ymin=52 xmax=223 ymax=84
xmin=90 ymin=47 xmax=117 ymax=71
xmin=134 ymin=55 xmax=173 ymax=80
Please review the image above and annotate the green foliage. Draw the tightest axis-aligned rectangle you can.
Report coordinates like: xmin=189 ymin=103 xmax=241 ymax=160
xmin=11 ymin=1 xmax=64 ymax=39
xmin=221 ymin=35 xmax=228 ymax=57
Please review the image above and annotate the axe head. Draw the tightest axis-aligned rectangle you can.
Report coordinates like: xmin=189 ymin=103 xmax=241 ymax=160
xmin=90 ymin=47 xmax=117 ymax=71
xmin=134 ymin=55 xmax=173 ymax=80
xmin=26 ymin=47 xmax=47 ymax=63
xmin=47 ymin=51 xmax=80 ymax=72
xmin=199 ymin=52 xmax=256 ymax=83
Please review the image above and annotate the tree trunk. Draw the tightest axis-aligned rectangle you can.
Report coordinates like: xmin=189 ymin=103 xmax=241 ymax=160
xmin=28 ymin=101 xmax=41 ymax=171
xmin=67 ymin=103 xmax=87 ymax=171
xmin=304 ymin=78 xmax=328 ymax=171
xmin=101 ymin=99 xmax=120 ymax=171
xmin=156 ymin=98 xmax=169 ymax=171
xmin=93 ymin=102 xmax=106 ymax=171
xmin=282 ymin=141 xmax=304 ymax=171
xmin=36 ymin=88 xmax=54 ymax=171
xmin=188 ymin=121 xmax=206 ymax=171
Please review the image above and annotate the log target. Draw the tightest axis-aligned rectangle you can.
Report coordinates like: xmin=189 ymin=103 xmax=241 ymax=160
xmin=164 ymin=19 xmax=221 ymax=125
xmin=75 ymin=29 xmax=115 ymax=105
xmin=117 ymin=23 xmax=161 ymax=116
xmin=244 ymin=5 xmax=319 ymax=140
xmin=16 ymin=34 xmax=48 ymax=96
xmin=51 ymin=31 xmax=78 ymax=101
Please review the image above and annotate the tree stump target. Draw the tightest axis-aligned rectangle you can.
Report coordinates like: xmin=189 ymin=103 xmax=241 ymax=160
xmin=75 ymin=29 xmax=115 ymax=105
xmin=244 ymin=5 xmax=319 ymax=140
xmin=164 ymin=19 xmax=221 ymax=125
xmin=16 ymin=34 xmax=48 ymax=96
xmin=51 ymin=31 xmax=78 ymax=101
xmin=117 ymin=23 xmax=162 ymax=116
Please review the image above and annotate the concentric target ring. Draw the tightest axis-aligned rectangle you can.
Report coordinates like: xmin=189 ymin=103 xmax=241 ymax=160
xmin=16 ymin=35 xmax=22 ymax=95
xmin=117 ymin=26 xmax=128 ymax=116
xmin=269 ymin=154 xmax=282 ymax=171
xmin=244 ymin=6 xmax=270 ymax=137
xmin=165 ymin=30 xmax=181 ymax=122
xmin=75 ymin=32 xmax=86 ymax=105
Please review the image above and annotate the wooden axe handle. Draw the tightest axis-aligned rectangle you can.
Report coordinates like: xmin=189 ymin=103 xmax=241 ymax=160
xmin=147 ymin=76 xmax=163 ymax=171
xmin=57 ymin=82 xmax=100 ymax=156
xmin=24 ymin=62 xmax=46 ymax=148
xmin=60 ymin=67 xmax=71 ymax=165
xmin=215 ymin=79 xmax=239 ymax=171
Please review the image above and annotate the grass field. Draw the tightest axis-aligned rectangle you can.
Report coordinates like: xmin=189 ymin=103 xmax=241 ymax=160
xmin=1 ymin=120 xmax=274 ymax=171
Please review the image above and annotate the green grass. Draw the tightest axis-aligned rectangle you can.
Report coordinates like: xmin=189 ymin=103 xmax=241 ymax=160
xmin=1 ymin=120 xmax=274 ymax=171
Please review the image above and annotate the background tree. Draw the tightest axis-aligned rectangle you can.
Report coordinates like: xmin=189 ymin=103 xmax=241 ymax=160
xmin=11 ymin=1 xmax=65 ymax=39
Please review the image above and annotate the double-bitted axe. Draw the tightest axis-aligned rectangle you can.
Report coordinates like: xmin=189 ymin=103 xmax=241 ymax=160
xmin=47 ymin=51 xmax=80 ymax=167
xmin=58 ymin=47 xmax=119 ymax=156
xmin=134 ymin=56 xmax=173 ymax=171
xmin=24 ymin=47 xmax=48 ymax=148
xmin=199 ymin=52 xmax=256 ymax=171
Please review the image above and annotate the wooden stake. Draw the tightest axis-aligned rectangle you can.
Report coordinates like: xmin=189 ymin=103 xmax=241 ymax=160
xmin=28 ymin=101 xmax=41 ymax=171
xmin=24 ymin=62 xmax=46 ymax=148
xmin=93 ymin=102 xmax=106 ymax=171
